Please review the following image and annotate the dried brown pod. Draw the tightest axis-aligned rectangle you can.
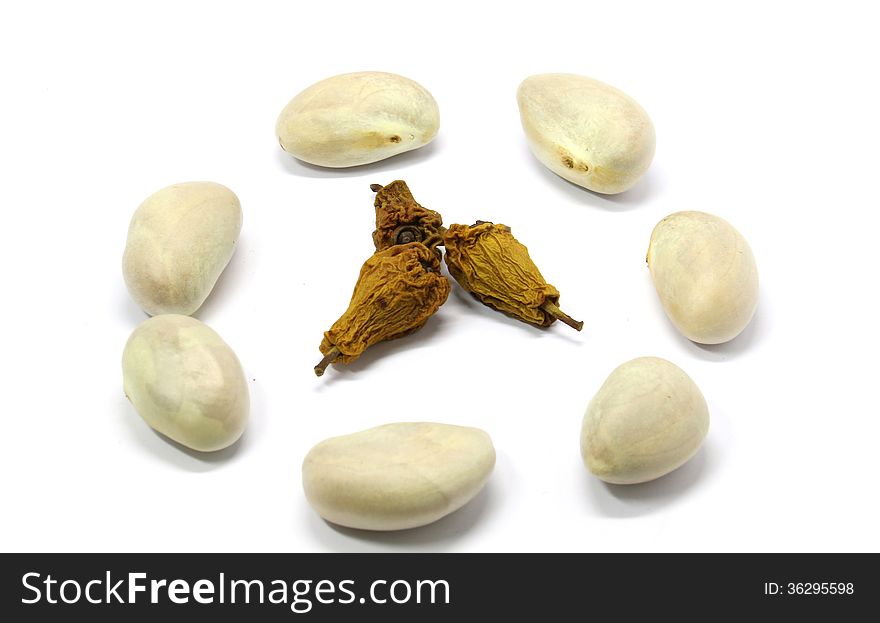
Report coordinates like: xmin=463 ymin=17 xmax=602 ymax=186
xmin=370 ymin=181 xmax=445 ymax=250
xmin=315 ymin=242 xmax=451 ymax=376
xmin=443 ymin=221 xmax=583 ymax=331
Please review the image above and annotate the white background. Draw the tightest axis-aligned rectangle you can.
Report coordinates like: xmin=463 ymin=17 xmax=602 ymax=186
xmin=1 ymin=0 xmax=878 ymax=553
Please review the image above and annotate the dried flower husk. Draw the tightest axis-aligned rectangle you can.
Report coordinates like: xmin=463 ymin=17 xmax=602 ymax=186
xmin=443 ymin=222 xmax=583 ymax=330
xmin=371 ymin=181 xmax=444 ymax=250
xmin=316 ymin=242 xmax=451 ymax=375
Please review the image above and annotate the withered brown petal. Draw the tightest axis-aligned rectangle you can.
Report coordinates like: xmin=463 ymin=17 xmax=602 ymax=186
xmin=443 ymin=222 xmax=580 ymax=329
xmin=319 ymin=242 xmax=451 ymax=369
xmin=371 ymin=180 xmax=444 ymax=251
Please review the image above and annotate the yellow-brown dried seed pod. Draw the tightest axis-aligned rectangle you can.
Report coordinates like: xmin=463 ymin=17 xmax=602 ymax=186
xmin=370 ymin=181 xmax=444 ymax=251
xmin=315 ymin=242 xmax=451 ymax=376
xmin=443 ymin=222 xmax=583 ymax=330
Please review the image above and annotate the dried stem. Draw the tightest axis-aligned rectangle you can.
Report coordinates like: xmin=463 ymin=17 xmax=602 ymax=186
xmin=541 ymin=301 xmax=584 ymax=331
xmin=370 ymin=183 xmax=383 ymax=192
xmin=314 ymin=346 xmax=340 ymax=377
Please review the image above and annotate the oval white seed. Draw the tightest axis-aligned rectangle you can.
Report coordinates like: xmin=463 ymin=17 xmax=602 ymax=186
xmin=517 ymin=73 xmax=655 ymax=194
xmin=581 ymin=357 xmax=709 ymax=484
xmin=123 ymin=182 xmax=242 ymax=316
xmin=122 ymin=314 xmax=249 ymax=452
xmin=303 ymin=422 xmax=495 ymax=530
xmin=276 ymin=71 xmax=439 ymax=168
xmin=647 ymin=211 xmax=759 ymax=344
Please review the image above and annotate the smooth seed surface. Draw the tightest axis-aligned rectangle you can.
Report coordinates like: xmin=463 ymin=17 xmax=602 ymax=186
xmin=517 ymin=73 xmax=655 ymax=194
xmin=647 ymin=211 xmax=759 ymax=344
xmin=303 ymin=422 xmax=495 ymax=531
xmin=122 ymin=314 xmax=249 ymax=452
xmin=581 ymin=357 xmax=709 ymax=485
xmin=276 ymin=71 xmax=439 ymax=168
xmin=123 ymin=181 xmax=242 ymax=316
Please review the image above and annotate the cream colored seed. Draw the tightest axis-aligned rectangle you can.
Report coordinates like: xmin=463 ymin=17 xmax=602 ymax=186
xmin=517 ymin=73 xmax=655 ymax=194
xmin=647 ymin=211 xmax=759 ymax=344
xmin=122 ymin=314 xmax=249 ymax=452
xmin=122 ymin=181 xmax=242 ymax=316
xmin=581 ymin=357 xmax=709 ymax=485
xmin=276 ymin=71 xmax=439 ymax=168
xmin=302 ymin=422 xmax=495 ymax=531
